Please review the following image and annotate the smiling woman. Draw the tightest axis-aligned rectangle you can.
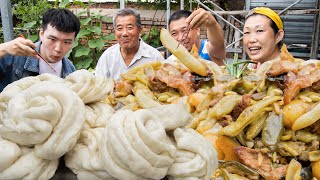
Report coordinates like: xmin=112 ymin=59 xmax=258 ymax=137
xmin=243 ymin=7 xmax=285 ymax=64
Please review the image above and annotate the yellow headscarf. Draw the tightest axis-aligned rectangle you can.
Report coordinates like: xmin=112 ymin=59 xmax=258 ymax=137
xmin=252 ymin=7 xmax=283 ymax=30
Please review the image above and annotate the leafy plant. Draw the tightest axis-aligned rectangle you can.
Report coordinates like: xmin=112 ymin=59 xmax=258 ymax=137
xmin=13 ymin=0 xmax=52 ymax=42
xmin=142 ymin=26 xmax=161 ymax=48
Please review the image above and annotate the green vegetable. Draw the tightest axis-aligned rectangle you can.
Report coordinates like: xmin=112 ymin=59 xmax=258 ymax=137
xmin=246 ymin=112 xmax=268 ymax=141
xmin=224 ymin=53 xmax=256 ymax=78
xmin=236 ymin=130 xmax=247 ymax=146
xmin=295 ymin=130 xmax=320 ymax=143
xmin=219 ymin=160 xmax=259 ymax=179
xmin=262 ymin=111 xmax=284 ymax=152
xmin=208 ymin=94 xmax=242 ymax=119
xmin=279 ymin=141 xmax=304 ymax=157
xmin=219 ymin=96 xmax=282 ymax=137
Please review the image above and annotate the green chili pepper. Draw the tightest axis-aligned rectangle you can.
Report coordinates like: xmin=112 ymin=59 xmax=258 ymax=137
xmin=217 ymin=168 xmax=231 ymax=180
xmin=281 ymin=141 xmax=303 ymax=157
xmin=246 ymin=111 xmax=268 ymax=141
xmin=295 ymin=130 xmax=320 ymax=143
xmin=208 ymin=94 xmax=242 ymax=119
xmin=281 ymin=129 xmax=294 ymax=141
xmin=236 ymin=130 xmax=247 ymax=146
xmin=219 ymin=160 xmax=259 ymax=179
xmin=262 ymin=111 xmax=284 ymax=152
xmin=219 ymin=96 xmax=282 ymax=137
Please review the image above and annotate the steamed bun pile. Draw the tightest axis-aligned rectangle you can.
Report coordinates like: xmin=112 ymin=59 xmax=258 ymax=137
xmin=0 ymin=71 xmax=113 ymax=179
xmin=0 ymin=138 xmax=58 ymax=179
xmin=0 ymin=70 xmax=218 ymax=180
xmin=66 ymin=103 xmax=218 ymax=180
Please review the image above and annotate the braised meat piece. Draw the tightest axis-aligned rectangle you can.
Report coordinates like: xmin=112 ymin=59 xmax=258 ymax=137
xmin=208 ymin=84 xmax=226 ymax=107
xmin=280 ymin=44 xmax=296 ymax=61
xmin=155 ymin=63 xmax=195 ymax=95
xmin=235 ymin=146 xmax=287 ymax=180
xmin=284 ymin=64 xmax=320 ymax=104
xmin=217 ymin=115 xmax=233 ymax=127
xmin=115 ymin=80 xmax=133 ymax=97
xmin=149 ymin=78 xmax=168 ymax=92
xmin=267 ymin=60 xmax=298 ymax=77
xmin=231 ymin=94 xmax=251 ymax=120
xmin=311 ymin=120 xmax=320 ymax=135
xmin=311 ymin=80 xmax=320 ymax=92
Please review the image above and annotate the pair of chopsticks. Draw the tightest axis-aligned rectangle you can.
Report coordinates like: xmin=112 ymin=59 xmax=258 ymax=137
xmin=19 ymin=35 xmax=57 ymax=73
xmin=176 ymin=26 xmax=190 ymax=49
xmin=176 ymin=4 xmax=200 ymax=49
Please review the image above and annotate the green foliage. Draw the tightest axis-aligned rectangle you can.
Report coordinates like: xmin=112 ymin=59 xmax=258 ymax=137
xmin=224 ymin=53 xmax=256 ymax=78
xmin=64 ymin=1 xmax=115 ymax=69
xmin=142 ymin=26 xmax=161 ymax=48
xmin=12 ymin=0 xmax=52 ymax=41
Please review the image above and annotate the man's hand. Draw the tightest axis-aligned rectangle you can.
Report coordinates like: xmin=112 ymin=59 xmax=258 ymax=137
xmin=186 ymin=8 xmax=218 ymax=30
xmin=0 ymin=37 xmax=38 ymax=58
xmin=186 ymin=8 xmax=226 ymax=65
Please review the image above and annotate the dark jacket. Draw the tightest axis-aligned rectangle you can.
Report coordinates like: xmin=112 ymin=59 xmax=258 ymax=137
xmin=0 ymin=41 xmax=76 ymax=92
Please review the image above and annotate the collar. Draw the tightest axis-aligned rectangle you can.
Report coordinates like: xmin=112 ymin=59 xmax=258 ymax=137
xmin=24 ymin=41 xmax=42 ymax=73
xmin=132 ymin=39 xmax=152 ymax=59
xmin=130 ymin=40 xmax=150 ymax=67
xmin=118 ymin=39 xmax=152 ymax=67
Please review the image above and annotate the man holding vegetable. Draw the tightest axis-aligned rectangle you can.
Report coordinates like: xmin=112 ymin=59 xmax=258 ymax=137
xmin=0 ymin=8 xmax=80 ymax=92
xmin=168 ymin=8 xmax=226 ymax=65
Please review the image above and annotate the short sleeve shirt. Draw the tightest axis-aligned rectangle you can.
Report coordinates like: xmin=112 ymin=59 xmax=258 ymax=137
xmin=198 ymin=39 xmax=211 ymax=60
xmin=95 ymin=40 xmax=164 ymax=80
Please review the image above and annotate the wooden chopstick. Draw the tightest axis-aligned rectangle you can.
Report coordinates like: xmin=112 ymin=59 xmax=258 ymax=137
xmin=176 ymin=25 xmax=190 ymax=49
xmin=176 ymin=4 xmax=201 ymax=49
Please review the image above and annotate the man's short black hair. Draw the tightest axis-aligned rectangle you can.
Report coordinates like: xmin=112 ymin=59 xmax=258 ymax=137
xmin=169 ymin=10 xmax=192 ymax=25
xmin=42 ymin=8 xmax=80 ymax=37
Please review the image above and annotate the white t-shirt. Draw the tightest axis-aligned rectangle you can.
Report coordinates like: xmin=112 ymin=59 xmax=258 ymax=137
xmin=95 ymin=40 xmax=164 ymax=80
xmin=39 ymin=59 xmax=62 ymax=77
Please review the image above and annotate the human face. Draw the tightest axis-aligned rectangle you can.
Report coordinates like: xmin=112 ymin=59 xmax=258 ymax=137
xmin=169 ymin=17 xmax=200 ymax=51
xmin=115 ymin=15 xmax=142 ymax=51
xmin=39 ymin=24 xmax=75 ymax=63
xmin=243 ymin=14 xmax=283 ymax=63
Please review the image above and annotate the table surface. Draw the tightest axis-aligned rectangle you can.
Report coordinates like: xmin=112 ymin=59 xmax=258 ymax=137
xmin=51 ymin=159 xmax=77 ymax=180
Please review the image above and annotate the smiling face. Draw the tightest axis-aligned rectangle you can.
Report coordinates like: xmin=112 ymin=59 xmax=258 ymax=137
xmin=39 ymin=24 xmax=75 ymax=63
xmin=115 ymin=15 xmax=142 ymax=51
xmin=243 ymin=14 xmax=284 ymax=63
xmin=169 ymin=17 xmax=200 ymax=51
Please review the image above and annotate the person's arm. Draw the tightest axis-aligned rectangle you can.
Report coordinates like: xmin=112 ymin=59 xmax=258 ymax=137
xmin=186 ymin=8 xmax=226 ymax=65
xmin=0 ymin=37 xmax=37 ymax=58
